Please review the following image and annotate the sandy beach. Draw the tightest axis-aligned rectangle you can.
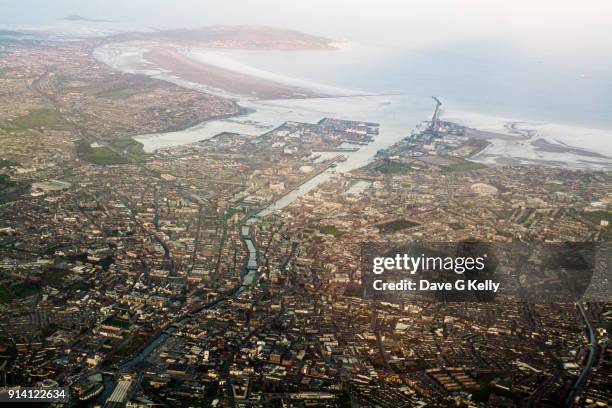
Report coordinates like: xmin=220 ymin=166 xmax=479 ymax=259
xmin=144 ymin=47 xmax=323 ymax=99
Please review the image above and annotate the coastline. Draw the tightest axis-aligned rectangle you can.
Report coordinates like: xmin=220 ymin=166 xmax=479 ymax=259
xmin=143 ymin=46 xmax=327 ymax=99
xmin=93 ymin=40 xmax=612 ymax=170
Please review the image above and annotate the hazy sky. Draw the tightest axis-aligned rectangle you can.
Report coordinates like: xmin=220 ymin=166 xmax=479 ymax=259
xmin=3 ymin=0 xmax=612 ymax=65
xmin=3 ymin=0 xmax=612 ymax=127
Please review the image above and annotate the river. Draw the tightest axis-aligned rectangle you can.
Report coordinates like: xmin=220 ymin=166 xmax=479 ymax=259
xmin=92 ymin=37 xmax=610 ymax=398
xmin=96 ymin=218 xmax=261 ymax=400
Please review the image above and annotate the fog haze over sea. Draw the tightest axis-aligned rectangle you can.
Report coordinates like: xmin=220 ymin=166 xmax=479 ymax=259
xmin=3 ymin=0 xmax=612 ymax=130
xmin=191 ymin=44 xmax=612 ymax=130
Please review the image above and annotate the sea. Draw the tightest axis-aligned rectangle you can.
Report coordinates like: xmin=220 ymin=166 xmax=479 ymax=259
xmin=91 ymin=41 xmax=612 ymax=170
xmin=2 ymin=18 xmax=612 ymax=169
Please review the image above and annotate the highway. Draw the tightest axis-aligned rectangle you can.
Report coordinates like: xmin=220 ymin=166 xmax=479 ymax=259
xmin=564 ymin=302 xmax=596 ymax=408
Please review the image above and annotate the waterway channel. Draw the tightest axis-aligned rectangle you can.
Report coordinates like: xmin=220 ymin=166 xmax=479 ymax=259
xmin=94 ymin=174 xmax=318 ymax=400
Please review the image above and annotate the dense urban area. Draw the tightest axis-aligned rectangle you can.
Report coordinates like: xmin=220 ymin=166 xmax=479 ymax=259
xmin=0 ymin=31 xmax=610 ymax=408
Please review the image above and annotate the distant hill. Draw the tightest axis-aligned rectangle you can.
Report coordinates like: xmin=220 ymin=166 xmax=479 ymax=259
xmin=110 ymin=25 xmax=335 ymax=50
xmin=60 ymin=15 xmax=112 ymax=23
xmin=0 ymin=29 xmax=25 ymax=36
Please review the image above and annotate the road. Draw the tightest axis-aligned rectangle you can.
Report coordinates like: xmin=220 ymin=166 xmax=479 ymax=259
xmin=563 ymin=301 xmax=596 ymax=407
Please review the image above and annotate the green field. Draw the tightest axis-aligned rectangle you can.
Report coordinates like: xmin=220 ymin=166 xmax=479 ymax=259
xmin=96 ymin=87 xmax=143 ymax=99
xmin=70 ymin=281 xmax=90 ymax=292
xmin=9 ymin=109 xmax=70 ymax=131
xmin=107 ymin=318 xmax=131 ymax=328
xmin=89 ymin=146 xmax=128 ymax=165
xmin=0 ymin=285 xmax=10 ymax=303
xmin=0 ymin=159 xmax=17 ymax=169
xmin=12 ymin=281 xmax=41 ymax=298
xmin=110 ymin=137 xmax=150 ymax=162
xmin=378 ymin=219 xmax=420 ymax=233
xmin=76 ymin=140 xmax=128 ymax=165
xmin=442 ymin=159 xmax=487 ymax=173
xmin=116 ymin=334 xmax=147 ymax=357
xmin=471 ymin=383 xmax=516 ymax=404
xmin=42 ymin=268 xmax=70 ymax=286
xmin=318 ymin=225 xmax=345 ymax=237
xmin=376 ymin=160 xmax=413 ymax=175
xmin=0 ymin=173 xmax=22 ymax=203
xmin=0 ymin=281 xmax=42 ymax=303
xmin=70 ymin=77 xmax=155 ymax=100
xmin=0 ymin=173 xmax=14 ymax=189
